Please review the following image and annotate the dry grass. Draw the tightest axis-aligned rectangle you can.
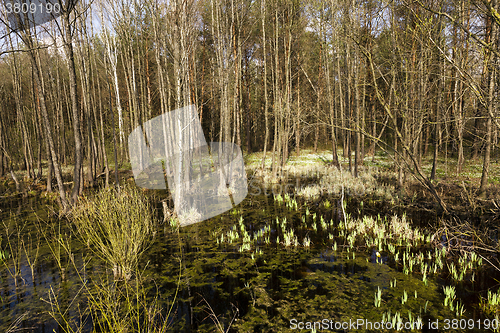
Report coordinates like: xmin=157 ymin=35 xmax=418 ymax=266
xmin=178 ymin=207 xmax=202 ymax=226
xmin=246 ymin=149 xmax=396 ymax=202
xmin=296 ymin=185 xmax=322 ymax=201
xmin=318 ymin=166 xmax=395 ymax=201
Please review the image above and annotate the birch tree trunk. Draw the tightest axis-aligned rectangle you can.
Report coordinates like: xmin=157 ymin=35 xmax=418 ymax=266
xmin=17 ymin=26 xmax=68 ymax=209
xmin=59 ymin=4 xmax=83 ymax=203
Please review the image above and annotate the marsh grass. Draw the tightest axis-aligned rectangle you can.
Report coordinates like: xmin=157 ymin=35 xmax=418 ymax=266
xmin=212 ymin=200 xmax=488 ymax=322
xmin=2 ymin=218 xmax=26 ymax=286
xmin=45 ymin=184 xmax=183 ymax=333
xmin=71 ymin=184 xmax=154 ymax=281
xmin=22 ymin=233 xmax=40 ymax=282
xmin=37 ymin=218 xmax=72 ymax=281
xmin=246 ymin=149 xmax=500 ymax=213
xmin=46 ymin=257 xmax=178 ymax=333
xmin=87 ymin=272 xmax=171 ymax=333
xmin=215 ymin=195 xmax=487 ymax=322
xmin=339 ymin=213 xmax=428 ymax=250
xmin=200 ymin=296 xmax=239 ymax=333
xmin=481 ymin=289 xmax=500 ymax=320
xmin=4 ymin=312 xmax=30 ymax=333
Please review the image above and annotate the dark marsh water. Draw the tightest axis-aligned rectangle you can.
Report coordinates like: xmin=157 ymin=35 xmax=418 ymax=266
xmin=0 ymin=187 xmax=499 ymax=332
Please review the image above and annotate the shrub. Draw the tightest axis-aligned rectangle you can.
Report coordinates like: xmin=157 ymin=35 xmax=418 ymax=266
xmin=72 ymin=184 xmax=154 ymax=280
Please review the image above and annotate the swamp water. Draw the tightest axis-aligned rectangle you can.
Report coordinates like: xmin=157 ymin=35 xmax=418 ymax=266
xmin=0 ymin=187 xmax=499 ymax=332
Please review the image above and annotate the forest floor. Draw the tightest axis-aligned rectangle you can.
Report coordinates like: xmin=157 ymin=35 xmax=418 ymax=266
xmin=0 ymin=148 xmax=499 ymax=220
xmin=245 ymin=149 xmax=500 ymax=218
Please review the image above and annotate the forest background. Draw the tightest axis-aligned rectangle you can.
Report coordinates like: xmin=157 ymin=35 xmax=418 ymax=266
xmin=0 ymin=0 xmax=499 ymax=212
